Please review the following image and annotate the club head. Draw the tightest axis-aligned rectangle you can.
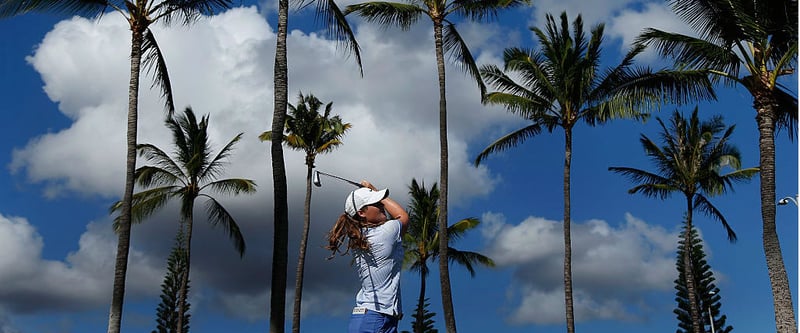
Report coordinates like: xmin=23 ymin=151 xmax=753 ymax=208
xmin=312 ymin=170 xmax=322 ymax=187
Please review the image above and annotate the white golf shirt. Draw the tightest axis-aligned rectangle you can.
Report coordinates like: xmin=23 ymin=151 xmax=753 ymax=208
xmin=353 ymin=219 xmax=403 ymax=318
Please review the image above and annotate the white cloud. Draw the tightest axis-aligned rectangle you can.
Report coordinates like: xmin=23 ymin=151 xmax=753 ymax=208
xmin=5 ymin=5 xmax=528 ymax=318
xmin=0 ymin=213 xmax=161 ymax=313
xmin=481 ymin=212 xmax=680 ymax=324
xmin=606 ymin=2 xmax=696 ymax=62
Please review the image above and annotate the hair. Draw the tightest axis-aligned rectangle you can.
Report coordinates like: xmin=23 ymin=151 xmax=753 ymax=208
xmin=326 ymin=213 xmax=370 ymax=259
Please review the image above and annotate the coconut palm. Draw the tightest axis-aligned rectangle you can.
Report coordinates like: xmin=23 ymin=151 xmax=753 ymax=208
xmin=403 ymin=179 xmax=494 ymax=333
xmin=268 ymin=2 xmax=361 ymax=331
xmin=0 ymin=2 xmax=234 ymax=332
xmin=475 ymin=12 xmax=715 ymax=333
xmin=260 ymin=92 xmax=351 ymax=333
xmin=343 ymin=1 xmax=528 ymax=330
xmin=111 ymin=107 xmax=256 ymax=333
xmin=609 ymin=107 xmax=757 ymax=333
xmin=636 ymin=1 xmax=797 ymax=331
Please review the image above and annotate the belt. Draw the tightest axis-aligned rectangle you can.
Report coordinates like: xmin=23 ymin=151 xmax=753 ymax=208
xmin=352 ymin=307 xmax=403 ymax=320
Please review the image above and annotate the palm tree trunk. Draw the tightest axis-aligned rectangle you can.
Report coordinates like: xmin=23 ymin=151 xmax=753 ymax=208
xmin=433 ymin=21 xmax=456 ymax=333
xmin=107 ymin=28 xmax=144 ymax=333
xmin=755 ymin=99 xmax=797 ymax=333
xmin=176 ymin=210 xmax=194 ymax=333
xmin=683 ymin=201 xmax=702 ymax=333
xmin=292 ymin=164 xmax=314 ymax=333
xmin=270 ymin=0 xmax=290 ymax=332
xmin=563 ymin=129 xmax=574 ymax=333
xmin=415 ymin=265 xmax=428 ymax=333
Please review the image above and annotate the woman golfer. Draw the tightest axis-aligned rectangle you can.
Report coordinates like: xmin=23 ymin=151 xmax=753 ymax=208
xmin=326 ymin=180 xmax=409 ymax=333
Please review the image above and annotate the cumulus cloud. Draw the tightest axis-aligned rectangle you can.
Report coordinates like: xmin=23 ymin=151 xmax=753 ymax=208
xmin=0 ymin=213 xmax=161 ymax=314
xmin=4 ymin=5 xmax=526 ymax=319
xmin=481 ymin=212 xmax=680 ymax=324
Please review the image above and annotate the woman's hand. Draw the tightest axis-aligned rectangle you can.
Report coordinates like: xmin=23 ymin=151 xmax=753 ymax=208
xmin=360 ymin=180 xmax=377 ymax=191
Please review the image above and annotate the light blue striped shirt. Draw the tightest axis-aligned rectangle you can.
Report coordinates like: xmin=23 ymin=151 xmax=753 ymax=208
xmin=353 ymin=219 xmax=403 ymax=317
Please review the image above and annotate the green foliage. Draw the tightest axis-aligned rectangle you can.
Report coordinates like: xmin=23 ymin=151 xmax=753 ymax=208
xmin=403 ymin=179 xmax=495 ymax=276
xmin=153 ymin=233 xmax=191 ymax=333
xmin=109 ymin=107 xmax=257 ymax=256
xmin=259 ymin=92 xmax=351 ymax=167
xmin=674 ymin=223 xmax=733 ymax=333
xmin=401 ymin=298 xmax=438 ymax=333
xmin=609 ymin=107 xmax=758 ymax=240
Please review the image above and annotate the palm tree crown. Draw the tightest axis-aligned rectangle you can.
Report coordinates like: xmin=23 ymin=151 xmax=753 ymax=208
xmin=261 ymin=92 xmax=352 ymax=168
xmin=114 ymin=107 xmax=256 ymax=254
xmin=610 ymin=107 xmax=758 ymax=240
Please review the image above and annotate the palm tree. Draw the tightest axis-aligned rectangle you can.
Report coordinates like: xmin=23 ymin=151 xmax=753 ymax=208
xmin=475 ymin=12 xmax=715 ymax=333
xmin=609 ymin=107 xmax=757 ymax=333
xmin=268 ymin=2 xmax=361 ymax=331
xmin=111 ymin=107 xmax=256 ymax=333
xmin=636 ymin=1 xmax=797 ymax=331
xmin=343 ymin=1 xmax=528 ymax=330
xmin=0 ymin=2 xmax=234 ymax=332
xmin=260 ymin=92 xmax=351 ymax=333
xmin=404 ymin=179 xmax=494 ymax=333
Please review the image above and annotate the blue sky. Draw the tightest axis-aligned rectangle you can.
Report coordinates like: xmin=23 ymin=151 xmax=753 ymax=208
xmin=0 ymin=1 xmax=797 ymax=332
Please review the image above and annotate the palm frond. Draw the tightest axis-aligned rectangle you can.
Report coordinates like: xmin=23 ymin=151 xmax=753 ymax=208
xmin=669 ymin=0 xmax=744 ymax=42
xmin=135 ymin=165 xmax=184 ymax=188
xmin=141 ymin=28 xmax=176 ymax=117
xmin=693 ymin=194 xmax=736 ymax=242
xmin=0 ymin=0 xmax=109 ymax=18
xmin=446 ymin=248 xmax=495 ymax=277
xmin=446 ymin=218 xmax=479 ymax=242
xmin=449 ymin=0 xmax=530 ymax=21
xmin=151 ymin=0 xmax=233 ymax=26
xmin=345 ymin=2 xmax=424 ymax=30
xmin=203 ymin=178 xmax=257 ymax=196
xmin=311 ymin=0 xmax=364 ymax=76
xmin=474 ymin=123 xmax=542 ymax=166
xmin=608 ymin=166 xmax=675 ymax=198
xmin=636 ymin=28 xmax=741 ymax=82
xmin=202 ymin=195 xmax=246 ymax=257
xmin=200 ymin=133 xmax=243 ymax=183
xmin=137 ymin=143 xmax=186 ymax=179
xmin=443 ymin=23 xmax=486 ymax=96
xmin=110 ymin=186 xmax=180 ymax=229
xmin=774 ymin=86 xmax=798 ymax=139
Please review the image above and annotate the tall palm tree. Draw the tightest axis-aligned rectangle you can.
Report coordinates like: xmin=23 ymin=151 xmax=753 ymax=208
xmin=343 ymin=2 xmax=528 ymax=330
xmin=0 ymin=2 xmax=233 ymax=332
xmin=474 ymin=12 xmax=715 ymax=333
xmin=268 ymin=2 xmax=361 ymax=332
xmin=403 ymin=179 xmax=494 ymax=333
xmin=609 ymin=107 xmax=757 ymax=333
xmin=111 ymin=107 xmax=256 ymax=333
xmin=260 ymin=92 xmax=351 ymax=333
xmin=636 ymin=1 xmax=797 ymax=331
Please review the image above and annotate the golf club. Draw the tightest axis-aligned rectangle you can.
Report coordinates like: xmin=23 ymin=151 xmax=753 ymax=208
xmin=313 ymin=170 xmax=362 ymax=188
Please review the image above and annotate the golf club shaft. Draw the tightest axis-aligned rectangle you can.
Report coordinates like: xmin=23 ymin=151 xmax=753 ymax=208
xmin=317 ymin=171 xmax=362 ymax=187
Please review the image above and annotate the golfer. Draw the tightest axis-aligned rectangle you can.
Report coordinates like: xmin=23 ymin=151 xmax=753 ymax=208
xmin=326 ymin=180 xmax=409 ymax=333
